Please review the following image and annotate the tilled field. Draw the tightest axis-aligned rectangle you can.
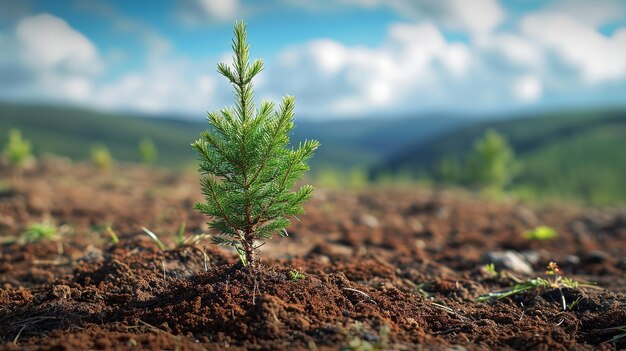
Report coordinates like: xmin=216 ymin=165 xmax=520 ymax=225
xmin=1 ymin=158 xmax=625 ymax=350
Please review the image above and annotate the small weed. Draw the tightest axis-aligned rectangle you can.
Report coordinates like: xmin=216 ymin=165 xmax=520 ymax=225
xmin=142 ymin=227 xmax=166 ymax=251
xmin=478 ymin=262 xmax=596 ymax=307
xmin=142 ymin=224 xmax=209 ymax=251
xmin=106 ymin=226 xmax=119 ymax=244
xmin=523 ymin=225 xmax=558 ymax=240
xmin=289 ymin=270 xmax=306 ymax=282
xmin=604 ymin=325 xmax=626 ymax=344
xmin=19 ymin=222 xmax=66 ymax=244
xmin=483 ymin=263 xmax=498 ymax=277
xmin=3 ymin=129 xmax=32 ymax=168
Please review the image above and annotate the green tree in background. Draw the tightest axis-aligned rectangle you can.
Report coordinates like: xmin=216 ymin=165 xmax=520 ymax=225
xmin=192 ymin=21 xmax=319 ymax=269
xmin=3 ymin=129 xmax=33 ymax=184
xmin=467 ymin=129 xmax=516 ymax=193
xmin=139 ymin=138 xmax=158 ymax=164
xmin=91 ymin=144 xmax=113 ymax=169
xmin=3 ymin=129 xmax=32 ymax=168
xmin=436 ymin=157 xmax=463 ymax=185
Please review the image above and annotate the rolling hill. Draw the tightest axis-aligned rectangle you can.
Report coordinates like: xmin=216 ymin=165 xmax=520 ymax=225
xmin=0 ymin=102 xmax=471 ymax=170
xmin=375 ymin=109 xmax=626 ymax=204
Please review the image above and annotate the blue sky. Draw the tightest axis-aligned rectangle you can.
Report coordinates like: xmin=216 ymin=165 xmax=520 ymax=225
xmin=1 ymin=0 xmax=625 ymax=120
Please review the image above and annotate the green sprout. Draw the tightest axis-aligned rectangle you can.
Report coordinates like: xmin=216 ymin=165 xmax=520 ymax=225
xmin=478 ymin=262 xmax=596 ymax=308
xmin=289 ymin=270 xmax=306 ymax=282
xmin=139 ymin=138 xmax=158 ymax=164
xmin=523 ymin=225 xmax=558 ymax=240
xmin=192 ymin=21 xmax=319 ymax=269
xmin=106 ymin=226 xmax=119 ymax=244
xmin=19 ymin=222 xmax=64 ymax=244
xmin=142 ymin=223 xmax=209 ymax=251
xmin=91 ymin=144 xmax=113 ymax=169
xmin=483 ymin=263 xmax=498 ymax=278
xmin=3 ymin=129 xmax=32 ymax=168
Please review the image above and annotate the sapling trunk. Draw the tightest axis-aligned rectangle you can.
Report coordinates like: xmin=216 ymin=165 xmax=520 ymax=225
xmin=193 ymin=21 xmax=319 ymax=270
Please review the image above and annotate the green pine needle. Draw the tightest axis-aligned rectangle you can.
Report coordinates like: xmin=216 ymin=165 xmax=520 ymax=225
xmin=193 ymin=21 xmax=319 ymax=268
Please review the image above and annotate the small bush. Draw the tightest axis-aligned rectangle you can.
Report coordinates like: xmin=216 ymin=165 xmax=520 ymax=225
xmin=467 ymin=129 xmax=516 ymax=193
xmin=3 ymin=129 xmax=32 ymax=167
xmin=90 ymin=144 xmax=113 ymax=169
xmin=139 ymin=138 xmax=158 ymax=164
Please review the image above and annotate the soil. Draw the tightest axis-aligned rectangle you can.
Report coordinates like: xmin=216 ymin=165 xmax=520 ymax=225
xmin=1 ymin=157 xmax=625 ymax=350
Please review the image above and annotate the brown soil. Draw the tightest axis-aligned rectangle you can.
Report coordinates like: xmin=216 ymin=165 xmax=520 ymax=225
xmin=1 ymin=157 xmax=625 ymax=350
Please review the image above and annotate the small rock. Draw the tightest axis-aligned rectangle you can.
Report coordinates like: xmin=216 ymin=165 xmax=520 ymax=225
xmin=409 ymin=219 xmax=424 ymax=233
xmin=414 ymin=239 xmax=426 ymax=250
xmin=358 ymin=214 xmax=379 ymax=228
xmin=485 ymin=251 xmax=534 ymax=275
xmin=521 ymin=250 xmax=541 ymax=265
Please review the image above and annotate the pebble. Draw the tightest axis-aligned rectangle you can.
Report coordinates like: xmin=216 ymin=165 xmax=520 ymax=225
xmin=358 ymin=214 xmax=379 ymax=228
xmin=485 ymin=251 xmax=534 ymax=275
xmin=521 ymin=250 xmax=541 ymax=265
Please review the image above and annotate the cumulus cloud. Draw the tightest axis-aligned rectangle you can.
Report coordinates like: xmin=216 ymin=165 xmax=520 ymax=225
xmin=175 ymin=0 xmax=505 ymax=33
xmin=95 ymin=59 xmax=218 ymax=115
xmin=513 ymin=75 xmax=542 ymax=102
xmin=0 ymin=14 xmax=102 ymax=102
xmin=259 ymin=22 xmax=472 ymax=116
xmin=176 ymin=0 xmax=244 ymax=25
xmin=521 ymin=13 xmax=626 ymax=84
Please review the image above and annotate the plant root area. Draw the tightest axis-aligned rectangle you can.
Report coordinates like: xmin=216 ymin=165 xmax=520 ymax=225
xmin=1 ymin=158 xmax=625 ymax=350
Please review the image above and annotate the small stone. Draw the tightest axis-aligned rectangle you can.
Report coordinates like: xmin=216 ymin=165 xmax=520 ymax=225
xmin=485 ymin=251 xmax=534 ymax=275
xmin=358 ymin=214 xmax=379 ymax=228
xmin=409 ymin=219 xmax=423 ymax=233
xmin=521 ymin=250 xmax=541 ymax=265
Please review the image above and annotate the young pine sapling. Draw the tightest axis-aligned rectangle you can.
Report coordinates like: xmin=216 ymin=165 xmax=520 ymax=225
xmin=192 ymin=21 xmax=319 ymax=269
xmin=3 ymin=129 xmax=32 ymax=183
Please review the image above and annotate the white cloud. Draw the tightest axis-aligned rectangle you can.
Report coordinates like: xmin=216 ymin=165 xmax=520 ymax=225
xmin=547 ymin=0 xmax=626 ymax=27
xmin=522 ymin=13 xmax=626 ymax=84
xmin=95 ymin=60 xmax=218 ymax=115
xmin=513 ymin=75 xmax=542 ymax=102
xmin=16 ymin=14 xmax=101 ymax=76
xmin=260 ymin=22 xmax=473 ymax=116
xmin=176 ymin=0 xmax=243 ymax=25
xmin=0 ymin=14 xmax=103 ymax=103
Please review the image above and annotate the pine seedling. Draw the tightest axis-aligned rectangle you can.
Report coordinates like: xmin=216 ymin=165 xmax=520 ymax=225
xmin=3 ymin=129 xmax=32 ymax=168
xmin=192 ymin=21 xmax=319 ymax=269
xmin=139 ymin=138 xmax=158 ymax=164
xmin=91 ymin=144 xmax=113 ymax=169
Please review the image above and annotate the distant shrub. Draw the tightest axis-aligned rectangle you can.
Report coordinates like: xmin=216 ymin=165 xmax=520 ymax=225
xmin=91 ymin=144 xmax=113 ymax=169
xmin=3 ymin=129 xmax=32 ymax=167
xmin=347 ymin=168 xmax=368 ymax=189
xmin=316 ymin=168 xmax=342 ymax=188
xmin=467 ymin=129 xmax=516 ymax=192
xmin=139 ymin=138 xmax=158 ymax=164
xmin=436 ymin=157 xmax=462 ymax=184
